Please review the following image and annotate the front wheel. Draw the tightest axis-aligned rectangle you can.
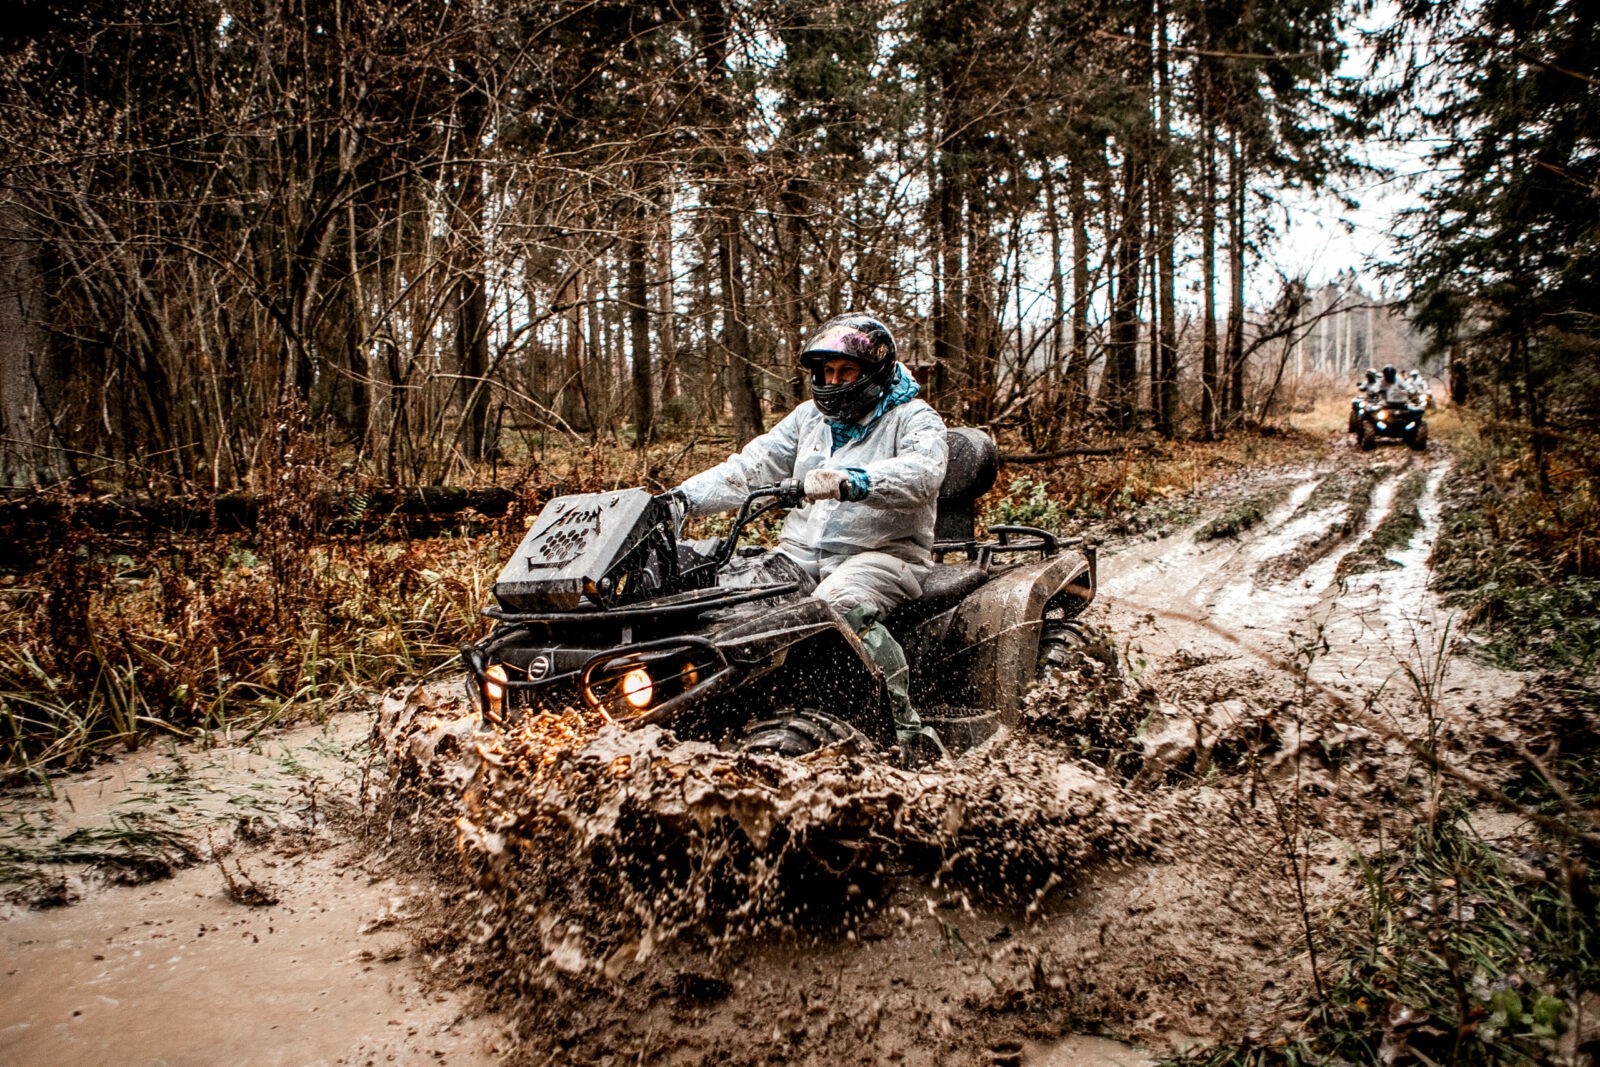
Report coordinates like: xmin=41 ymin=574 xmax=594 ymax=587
xmin=743 ymin=708 xmax=867 ymax=757
xmin=1358 ymin=420 xmax=1378 ymax=452
xmin=1408 ymin=422 xmax=1429 ymax=451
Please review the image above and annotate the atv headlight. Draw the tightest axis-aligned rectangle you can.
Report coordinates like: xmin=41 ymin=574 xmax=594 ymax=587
xmin=484 ymin=663 xmax=508 ymax=721
xmin=620 ymin=667 xmax=653 ymax=709
xmin=582 ymin=646 xmax=716 ymax=723
xmin=484 ymin=663 xmax=508 ymax=701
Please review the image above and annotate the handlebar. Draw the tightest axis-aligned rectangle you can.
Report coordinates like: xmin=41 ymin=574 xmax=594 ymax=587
xmin=675 ymin=480 xmax=806 ymax=580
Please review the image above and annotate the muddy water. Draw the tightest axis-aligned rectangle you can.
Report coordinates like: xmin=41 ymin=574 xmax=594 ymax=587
xmin=1107 ymin=455 xmax=1452 ymax=677
xmin=0 ymin=716 xmax=506 ymax=1065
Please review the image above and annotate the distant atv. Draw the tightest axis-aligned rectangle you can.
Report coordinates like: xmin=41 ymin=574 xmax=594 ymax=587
xmin=1353 ymin=394 xmax=1428 ymax=452
xmin=460 ymin=429 xmax=1101 ymax=758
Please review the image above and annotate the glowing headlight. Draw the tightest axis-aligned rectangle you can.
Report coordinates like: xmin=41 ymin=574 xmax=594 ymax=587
xmin=483 ymin=663 xmax=509 ymax=721
xmin=621 ymin=667 xmax=653 ymax=709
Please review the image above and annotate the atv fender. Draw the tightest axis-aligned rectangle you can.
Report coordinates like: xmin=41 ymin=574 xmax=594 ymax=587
xmin=942 ymin=553 xmax=1094 ymax=723
xmin=699 ymin=594 xmax=897 ymax=747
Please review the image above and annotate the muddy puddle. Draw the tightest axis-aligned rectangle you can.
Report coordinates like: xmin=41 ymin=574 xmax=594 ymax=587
xmin=0 ymin=715 xmax=507 ymax=1065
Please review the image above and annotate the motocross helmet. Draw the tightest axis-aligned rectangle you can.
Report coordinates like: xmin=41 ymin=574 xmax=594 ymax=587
xmin=1365 ymin=369 xmax=1378 ymax=384
xmin=799 ymin=313 xmax=898 ymax=422
xmin=1382 ymin=364 xmax=1398 ymax=383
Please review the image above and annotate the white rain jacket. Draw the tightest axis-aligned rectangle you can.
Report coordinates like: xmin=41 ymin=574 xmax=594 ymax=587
xmin=677 ymin=394 xmax=949 ymax=565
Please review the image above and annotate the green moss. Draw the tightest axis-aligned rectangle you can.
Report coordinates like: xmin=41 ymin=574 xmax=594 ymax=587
xmin=1335 ymin=469 xmax=1429 ymax=580
xmin=1192 ymin=485 xmax=1291 ymax=542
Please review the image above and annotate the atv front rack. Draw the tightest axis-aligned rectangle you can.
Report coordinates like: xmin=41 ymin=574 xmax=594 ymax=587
xmin=482 ymin=580 xmax=800 ymax=625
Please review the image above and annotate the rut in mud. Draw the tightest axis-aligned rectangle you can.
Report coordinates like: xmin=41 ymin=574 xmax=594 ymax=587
xmin=368 ymin=445 xmax=1529 ymax=1063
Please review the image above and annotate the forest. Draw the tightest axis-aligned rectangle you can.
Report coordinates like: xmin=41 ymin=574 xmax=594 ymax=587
xmin=5 ymin=0 xmax=1588 ymax=492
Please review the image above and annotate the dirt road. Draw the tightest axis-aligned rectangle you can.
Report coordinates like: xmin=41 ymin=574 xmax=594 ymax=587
xmin=3 ymin=443 xmax=1535 ymax=1065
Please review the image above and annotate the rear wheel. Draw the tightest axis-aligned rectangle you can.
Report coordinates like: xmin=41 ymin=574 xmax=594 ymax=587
xmin=743 ymin=708 xmax=867 ymax=757
xmin=1038 ymin=621 xmax=1121 ymax=683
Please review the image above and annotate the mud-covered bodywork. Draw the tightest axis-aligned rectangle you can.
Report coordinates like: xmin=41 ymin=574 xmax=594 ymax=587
xmin=461 ymin=429 xmax=1096 ymax=755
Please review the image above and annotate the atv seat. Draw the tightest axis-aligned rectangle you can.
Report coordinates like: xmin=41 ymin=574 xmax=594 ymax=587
xmin=934 ymin=428 xmax=999 ymax=544
xmin=886 ymin=562 xmax=990 ymax=628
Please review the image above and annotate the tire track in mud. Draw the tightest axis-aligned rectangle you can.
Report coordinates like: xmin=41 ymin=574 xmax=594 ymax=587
xmin=1103 ymin=452 xmax=1456 ymax=699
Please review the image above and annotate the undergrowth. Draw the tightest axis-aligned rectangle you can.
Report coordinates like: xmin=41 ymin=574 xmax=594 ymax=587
xmin=1174 ymin=811 xmax=1597 ymax=1067
xmin=0 ymin=414 xmax=547 ymax=778
xmin=1430 ymin=419 xmax=1600 ymax=671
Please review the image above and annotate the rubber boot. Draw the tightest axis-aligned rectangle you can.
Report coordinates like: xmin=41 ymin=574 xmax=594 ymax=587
xmin=842 ymin=603 xmax=947 ymax=765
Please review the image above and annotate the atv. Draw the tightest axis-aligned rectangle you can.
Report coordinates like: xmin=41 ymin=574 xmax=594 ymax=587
xmin=460 ymin=429 xmax=1100 ymax=759
xmin=1354 ymin=394 xmax=1428 ymax=452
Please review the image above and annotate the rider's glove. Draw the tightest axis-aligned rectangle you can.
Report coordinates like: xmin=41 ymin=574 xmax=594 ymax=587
xmin=803 ymin=468 xmax=847 ymax=501
xmin=803 ymin=468 xmax=870 ymax=502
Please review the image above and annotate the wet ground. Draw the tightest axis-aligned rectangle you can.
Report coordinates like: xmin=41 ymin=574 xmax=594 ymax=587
xmin=0 ymin=718 xmax=507 ymax=1064
xmin=1 ymin=441 xmax=1547 ymax=1065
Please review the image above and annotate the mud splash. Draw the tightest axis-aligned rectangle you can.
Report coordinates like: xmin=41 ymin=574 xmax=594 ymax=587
xmin=372 ymin=680 xmax=1152 ymax=1054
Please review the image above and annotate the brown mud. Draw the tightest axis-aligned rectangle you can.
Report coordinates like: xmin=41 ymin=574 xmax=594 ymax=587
xmin=0 ymin=717 xmax=508 ymax=1064
xmin=0 ymin=442 xmax=1561 ymax=1065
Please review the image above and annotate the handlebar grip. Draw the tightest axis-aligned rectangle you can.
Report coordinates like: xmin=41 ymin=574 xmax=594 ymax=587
xmin=775 ymin=478 xmax=805 ymax=506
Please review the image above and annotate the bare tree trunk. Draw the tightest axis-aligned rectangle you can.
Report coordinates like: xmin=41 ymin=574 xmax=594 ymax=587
xmin=1110 ymin=143 xmax=1145 ymax=431
xmin=935 ymin=164 xmax=966 ymax=417
xmin=780 ymin=185 xmax=808 ymax=409
xmin=1154 ymin=0 xmax=1178 ymax=437
xmin=1200 ymin=94 xmax=1220 ymax=439
xmin=626 ymin=210 xmax=655 ymax=447
xmin=0 ymin=200 xmax=65 ymax=485
xmin=655 ymin=200 xmax=679 ymax=406
xmin=964 ymin=208 xmax=1000 ymax=423
xmin=1225 ymin=135 xmax=1247 ymax=424
xmin=1044 ymin=171 xmax=1067 ymax=446
xmin=719 ymin=214 xmax=762 ymax=444
xmin=1067 ymin=164 xmax=1091 ymax=416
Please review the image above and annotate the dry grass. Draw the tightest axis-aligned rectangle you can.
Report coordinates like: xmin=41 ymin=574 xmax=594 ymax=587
xmin=1430 ymin=411 xmax=1600 ymax=670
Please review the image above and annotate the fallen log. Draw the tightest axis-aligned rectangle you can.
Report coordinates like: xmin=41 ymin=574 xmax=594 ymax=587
xmin=0 ymin=486 xmax=521 ymax=541
xmin=998 ymin=443 xmax=1159 ymax=463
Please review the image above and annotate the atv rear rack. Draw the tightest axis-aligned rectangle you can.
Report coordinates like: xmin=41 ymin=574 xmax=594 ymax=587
xmin=934 ymin=525 xmax=1090 ymax=569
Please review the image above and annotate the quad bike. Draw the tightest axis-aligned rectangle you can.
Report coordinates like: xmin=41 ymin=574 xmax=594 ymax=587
xmin=460 ymin=429 xmax=1101 ymax=758
xmin=1354 ymin=395 xmax=1429 ymax=452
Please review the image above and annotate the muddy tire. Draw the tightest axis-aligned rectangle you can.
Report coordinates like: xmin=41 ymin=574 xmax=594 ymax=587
xmin=743 ymin=709 xmax=867 ymax=757
xmin=1357 ymin=420 xmax=1377 ymax=452
xmin=1038 ymin=621 xmax=1121 ymax=683
xmin=1407 ymin=422 xmax=1429 ymax=451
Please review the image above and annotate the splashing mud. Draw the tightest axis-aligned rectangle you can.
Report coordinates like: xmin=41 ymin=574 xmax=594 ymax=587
xmin=376 ymin=682 xmax=1144 ymax=981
